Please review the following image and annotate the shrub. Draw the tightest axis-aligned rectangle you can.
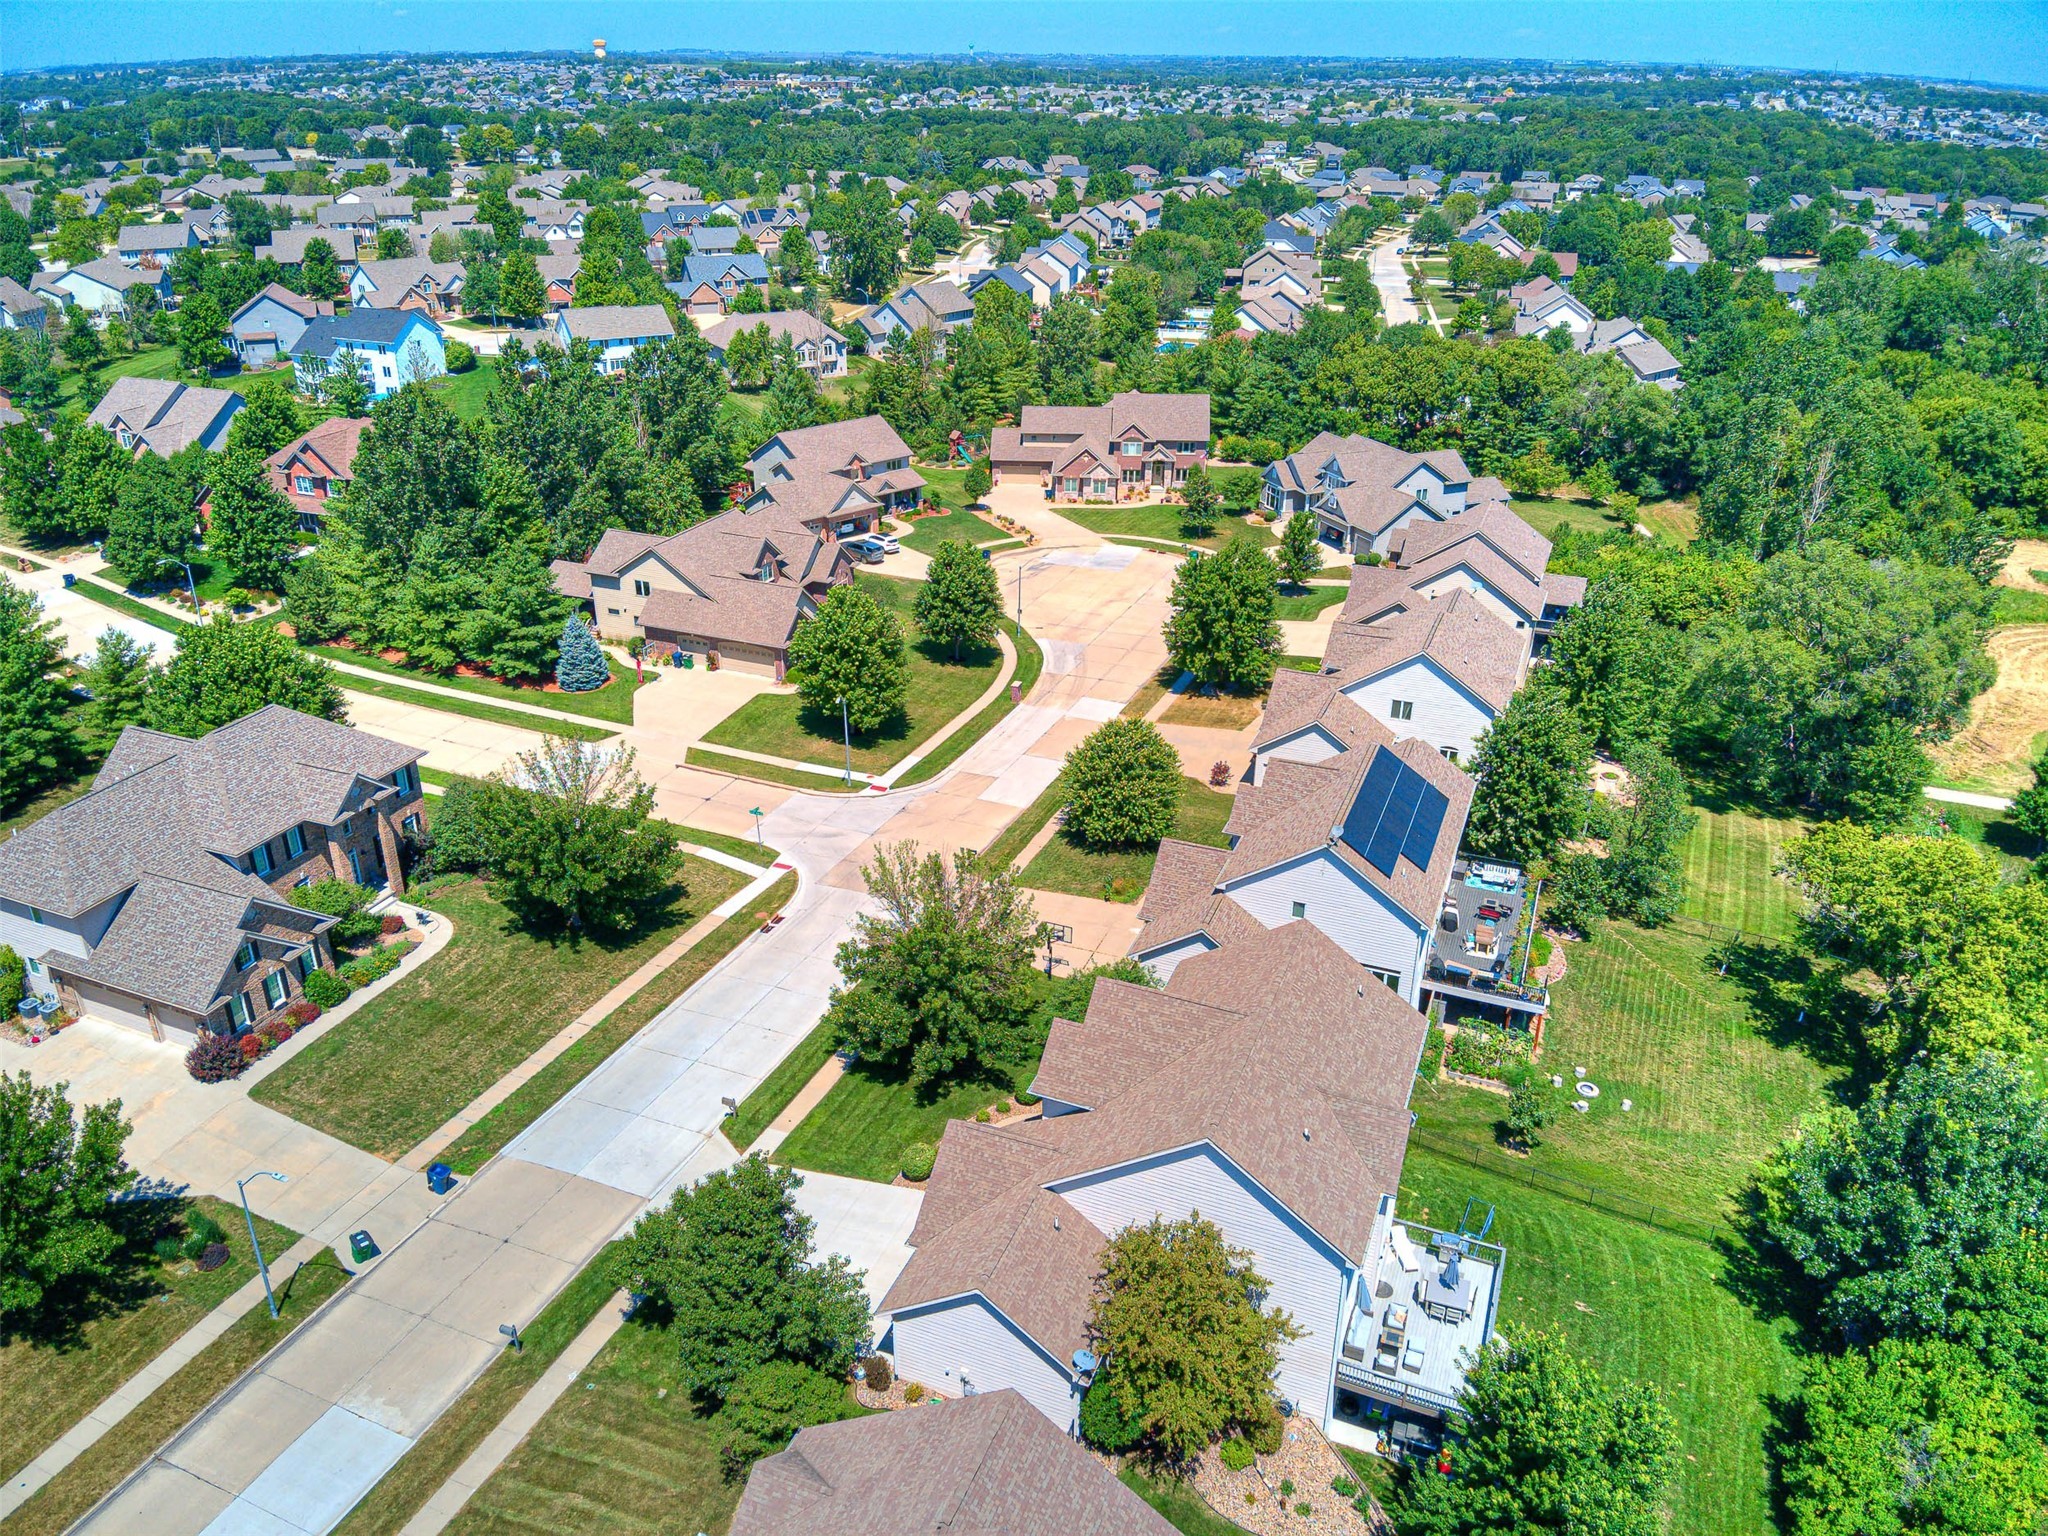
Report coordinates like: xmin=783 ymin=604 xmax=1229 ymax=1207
xmin=0 ymin=945 xmax=25 ymax=1009
xmin=256 ymin=1017 xmax=294 ymax=1047
xmin=974 ymin=1108 xmax=991 ymax=1123
xmin=338 ymin=938 xmax=412 ymax=989
xmin=239 ymin=1034 xmax=265 ymax=1062
xmin=180 ymin=1210 xmax=227 ymax=1261
xmin=1016 ymin=1091 xmax=1040 ymax=1107
xmin=1332 ymin=1476 xmax=1359 ymax=1498
xmin=444 ymin=338 xmax=476 ymax=372
xmin=1063 ymin=718 xmax=1182 ymax=849
xmin=153 ymin=1235 xmax=184 ymax=1263
xmin=300 ymin=968 xmax=350 ymax=1008
xmin=1279 ymin=1478 xmax=1295 ymax=1498
xmin=379 ymin=913 xmax=405 ymax=935
xmin=1503 ymin=1080 xmax=1551 ymax=1150
xmin=713 ymin=1362 xmax=857 ymax=1482
xmin=903 ymin=1381 xmax=925 ymax=1404
xmin=860 ymin=1351 xmax=893 ymax=1392
xmin=994 ymin=1100 xmax=1011 ymax=1115
xmin=1248 ymin=1400 xmax=1284 ymax=1454
xmin=1296 ymin=1503 xmax=1313 ymax=1517
xmin=900 ymin=1141 xmax=937 ymax=1181
xmin=289 ymin=879 xmax=382 ymax=944
xmin=1080 ymin=1377 xmax=1147 ymax=1453
xmin=285 ymin=1000 xmax=321 ymax=1026
xmin=223 ymin=586 xmax=253 ymax=611
xmin=1209 ymin=758 xmax=1232 ymax=787
xmin=186 ymin=1031 xmax=246 ymax=1082
xmin=1219 ymin=1437 xmax=1256 ymax=1471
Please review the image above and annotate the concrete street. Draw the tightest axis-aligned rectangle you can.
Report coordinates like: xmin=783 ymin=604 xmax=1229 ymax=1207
xmin=1371 ymin=232 xmax=1424 ymax=328
xmin=68 ymin=482 xmax=1183 ymax=1536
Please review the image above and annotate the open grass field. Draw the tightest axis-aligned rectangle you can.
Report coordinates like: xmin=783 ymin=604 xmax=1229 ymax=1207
xmin=1018 ymin=776 xmax=1235 ymax=903
xmin=1927 ymin=624 xmax=2048 ymax=796
xmin=1397 ymin=1147 xmax=1799 ymax=1536
xmin=1063 ymin=502 xmax=1278 ymax=552
xmin=703 ymin=575 xmax=1006 ymax=775
xmin=896 ymin=502 xmax=1008 ymax=557
xmin=56 ymin=344 xmax=188 ymax=407
xmin=250 ymin=865 xmax=747 ymax=1159
xmin=1675 ymin=802 xmax=1808 ymax=941
xmin=439 ymin=1310 xmax=762 ymax=1536
xmin=0 ymin=1198 xmax=300 ymax=1486
xmin=441 ymin=874 xmax=794 ymax=1175
xmin=308 ymin=641 xmax=650 ymax=724
xmin=3 ymin=1252 xmax=351 ymax=1536
xmin=422 ymin=357 xmax=501 ymax=421
xmin=334 ymin=671 xmax=616 ymax=742
xmin=331 ymin=1254 xmax=624 ymax=1536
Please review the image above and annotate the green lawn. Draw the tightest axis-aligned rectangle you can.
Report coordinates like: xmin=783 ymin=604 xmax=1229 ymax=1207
xmin=703 ymin=575 xmax=1006 ymax=775
xmin=0 ymin=766 xmax=96 ymax=839
xmin=423 ymin=357 xmax=501 ymax=421
xmin=333 ymin=670 xmax=616 ymax=742
xmin=1063 ymin=503 xmax=1277 ymax=552
xmin=725 ymin=1018 xmax=840 ymax=1151
xmin=1120 ymin=1467 xmax=1257 ymax=1535
xmin=684 ymin=746 xmax=871 ymax=792
xmin=308 ymin=641 xmax=649 ymax=724
xmin=1397 ymin=1147 xmax=1799 ymax=1536
xmin=671 ymin=822 xmax=781 ymax=866
xmin=1921 ymin=800 xmax=2038 ymax=879
xmin=1019 ymin=777 xmax=1236 ymax=903
xmin=1274 ymin=585 xmax=1348 ymax=621
xmin=893 ymin=621 xmax=1044 ymax=788
xmin=251 ymin=867 xmax=747 ymax=1159
xmin=1993 ymin=586 xmax=2048 ymax=626
xmin=71 ymin=576 xmax=193 ymax=633
xmin=440 ymin=1311 xmax=758 ymax=1536
xmin=0 ymin=1198 xmax=300 ymax=1486
xmin=981 ymin=774 xmax=1070 ymax=872
xmin=441 ymin=874 xmax=793 ymax=1175
xmin=3 ymin=1253 xmax=351 ymax=1536
xmin=332 ymin=1252 xmax=624 ymax=1536
xmin=1676 ymin=802 xmax=1808 ymax=941
xmin=57 ymin=344 xmax=187 ymax=407
xmin=775 ymin=969 xmax=1132 ymax=1184
xmin=896 ymin=503 xmax=1008 ymax=557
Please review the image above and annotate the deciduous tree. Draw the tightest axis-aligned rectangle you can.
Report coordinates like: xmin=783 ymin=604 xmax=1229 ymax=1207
xmin=1162 ymin=540 xmax=1280 ymax=691
xmin=204 ymin=447 xmax=299 ymax=593
xmin=1063 ymin=718 xmax=1182 ymax=848
xmin=0 ymin=584 xmax=79 ymax=814
xmin=0 ymin=1071 xmax=138 ymax=1329
xmin=101 ymin=451 xmax=195 ymax=587
xmin=1276 ymin=504 xmax=1321 ymax=587
xmin=1465 ymin=679 xmax=1592 ymax=867
xmin=913 ymin=540 xmax=1002 ymax=661
xmin=146 ymin=615 xmax=347 ymax=736
xmin=786 ymin=583 xmax=906 ymax=734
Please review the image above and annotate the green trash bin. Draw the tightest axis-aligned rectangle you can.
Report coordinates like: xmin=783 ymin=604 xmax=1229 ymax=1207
xmin=349 ymin=1230 xmax=379 ymax=1264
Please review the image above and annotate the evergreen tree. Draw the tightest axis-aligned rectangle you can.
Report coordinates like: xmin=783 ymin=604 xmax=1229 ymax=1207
xmin=1037 ymin=293 xmax=1099 ymax=406
xmin=282 ymin=553 xmax=343 ymax=641
xmin=0 ymin=583 xmax=80 ymax=815
xmin=470 ymin=545 xmax=572 ymax=682
xmin=101 ymin=452 xmax=195 ymax=587
xmin=204 ymin=447 xmax=298 ymax=593
xmin=555 ymin=613 xmax=611 ymax=691
xmin=762 ymin=336 xmax=822 ymax=433
xmin=299 ymin=238 xmax=341 ymax=299
xmin=1162 ymin=540 xmax=1280 ymax=691
xmin=77 ymin=627 xmax=155 ymax=751
xmin=786 ymin=583 xmax=906 ymax=733
xmin=913 ymin=540 xmax=1002 ymax=661
xmin=146 ymin=616 xmax=347 ymax=735
xmin=1276 ymin=505 xmax=1322 ymax=587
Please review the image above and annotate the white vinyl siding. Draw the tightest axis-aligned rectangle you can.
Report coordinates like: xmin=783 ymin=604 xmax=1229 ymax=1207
xmin=1252 ymin=725 xmax=1346 ymax=785
xmin=1340 ymin=657 xmax=1504 ymax=764
xmin=1052 ymin=1145 xmax=1352 ymax=1426
xmin=1224 ymin=850 xmax=1430 ymax=1007
xmin=0 ymin=898 xmax=91 ymax=963
xmin=1133 ymin=932 xmax=1218 ymax=985
xmin=1409 ymin=565 xmax=1530 ymax=630
xmin=889 ymin=1297 xmax=1081 ymax=1431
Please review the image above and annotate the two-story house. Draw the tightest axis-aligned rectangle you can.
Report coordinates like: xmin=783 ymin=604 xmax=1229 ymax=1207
xmin=1509 ymin=276 xmax=1596 ymax=337
xmin=550 ymin=503 xmax=853 ymax=677
xmin=228 ymin=283 xmax=335 ymax=366
xmin=31 ymin=257 xmax=173 ymax=321
xmin=989 ymin=392 xmax=1211 ymax=501
xmin=347 ymin=257 xmax=467 ymax=317
xmin=702 ymin=310 xmax=848 ymax=379
xmin=747 ymin=415 xmax=925 ymax=521
xmin=881 ymin=920 xmax=1500 ymax=1448
xmin=1262 ymin=433 xmax=1509 ymax=559
xmin=1341 ymin=503 xmax=1587 ymax=640
xmin=291 ymin=310 xmax=447 ymax=401
xmin=552 ymin=304 xmax=676 ymax=375
xmin=88 ymin=377 xmax=243 ymax=457
xmin=1254 ymin=590 xmax=1528 ymax=775
xmin=0 ymin=706 xmax=426 ymax=1040
xmin=855 ymin=278 xmax=975 ymax=354
xmin=266 ymin=415 xmax=370 ymax=530
xmin=115 ymin=221 xmax=199 ymax=266
xmin=664 ymin=253 xmax=772 ymax=316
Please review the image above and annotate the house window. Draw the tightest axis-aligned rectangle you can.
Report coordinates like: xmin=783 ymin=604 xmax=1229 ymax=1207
xmin=1368 ymin=967 xmax=1401 ymax=991
xmin=1291 ymin=900 xmax=1307 ymax=919
xmin=633 ymin=579 xmax=652 ymax=597
xmin=296 ymin=951 xmax=316 ymax=981
xmin=1440 ymin=746 xmax=1459 ymax=762
xmin=27 ymin=907 xmax=43 ymax=925
xmin=263 ymin=971 xmax=287 ymax=1009
xmin=236 ymin=941 xmax=257 ymax=971
xmin=286 ymin=826 xmax=305 ymax=859
xmin=607 ymin=606 xmax=622 ymax=616
xmin=26 ymin=956 xmax=43 ymax=977
xmin=349 ymin=849 xmax=365 ymax=883
xmin=1390 ymin=700 xmax=1415 ymax=721
xmin=403 ymin=813 xmax=420 ymax=835
xmin=252 ymin=842 xmax=273 ymax=877
xmin=227 ymin=992 xmax=252 ymax=1031
xmin=294 ymin=474 xmax=314 ymax=494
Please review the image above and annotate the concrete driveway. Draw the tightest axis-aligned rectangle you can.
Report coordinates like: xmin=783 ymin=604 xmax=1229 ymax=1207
xmin=4 ymin=564 xmax=181 ymax=664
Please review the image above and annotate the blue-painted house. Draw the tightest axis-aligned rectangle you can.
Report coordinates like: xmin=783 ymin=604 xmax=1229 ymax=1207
xmin=290 ymin=310 xmax=446 ymax=401
xmin=228 ymin=283 xmax=335 ymax=367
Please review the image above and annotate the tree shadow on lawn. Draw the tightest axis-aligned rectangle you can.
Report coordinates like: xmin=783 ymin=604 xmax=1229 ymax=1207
xmin=486 ymin=877 xmax=699 ymax=956
xmin=3 ymin=1195 xmax=205 ymax=1352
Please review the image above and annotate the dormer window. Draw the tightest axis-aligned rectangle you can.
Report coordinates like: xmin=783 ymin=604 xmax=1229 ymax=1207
xmin=757 ymin=561 xmax=775 ymax=582
xmin=236 ymin=941 xmax=257 ymax=972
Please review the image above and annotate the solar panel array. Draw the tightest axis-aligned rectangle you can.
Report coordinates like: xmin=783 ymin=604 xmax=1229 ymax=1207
xmin=1339 ymin=747 xmax=1450 ymax=877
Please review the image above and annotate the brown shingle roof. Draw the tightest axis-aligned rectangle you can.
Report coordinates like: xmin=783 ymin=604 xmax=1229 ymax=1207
xmin=1320 ymin=588 xmax=1529 ymax=713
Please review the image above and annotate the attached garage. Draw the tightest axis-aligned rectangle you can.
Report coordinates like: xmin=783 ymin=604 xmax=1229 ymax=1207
xmin=70 ymin=979 xmax=162 ymax=1037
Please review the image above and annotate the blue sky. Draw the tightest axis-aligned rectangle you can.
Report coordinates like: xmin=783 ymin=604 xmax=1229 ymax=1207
xmin=6 ymin=2 xmax=2048 ymax=89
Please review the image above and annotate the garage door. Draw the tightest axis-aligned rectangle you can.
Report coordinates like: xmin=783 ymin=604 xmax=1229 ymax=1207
xmin=71 ymin=980 xmax=157 ymax=1036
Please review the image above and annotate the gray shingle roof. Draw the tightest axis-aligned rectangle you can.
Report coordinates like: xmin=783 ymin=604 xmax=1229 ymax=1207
xmin=87 ymin=377 xmax=243 ymax=457
xmin=555 ymin=304 xmax=676 ymax=343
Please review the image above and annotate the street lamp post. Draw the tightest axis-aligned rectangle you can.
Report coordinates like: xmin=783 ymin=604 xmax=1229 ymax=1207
xmin=837 ymin=696 xmax=852 ymax=787
xmin=236 ymin=1171 xmax=289 ymax=1319
xmin=156 ymin=556 xmax=199 ymax=615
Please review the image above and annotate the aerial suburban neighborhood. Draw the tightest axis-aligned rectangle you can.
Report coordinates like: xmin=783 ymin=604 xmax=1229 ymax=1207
xmin=2 ymin=10 xmax=2047 ymax=1536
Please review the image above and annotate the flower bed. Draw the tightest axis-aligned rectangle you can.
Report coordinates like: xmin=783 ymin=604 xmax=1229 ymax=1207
xmin=1188 ymin=1414 xmax=1382 ymax=1536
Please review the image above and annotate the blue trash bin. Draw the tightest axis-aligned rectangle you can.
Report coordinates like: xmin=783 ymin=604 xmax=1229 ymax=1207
xmin=426 ymin=1162 xmax=454 ymax=1195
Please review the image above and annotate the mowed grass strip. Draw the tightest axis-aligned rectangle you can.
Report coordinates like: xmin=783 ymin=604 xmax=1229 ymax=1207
xmin=3 ymin=1255 xmax=351 ymax=1536
xmin=892 ymin=623 xmax=1043 ymax=788
xmin=1676 ymin=803 xmax=1808 ymax=941
xmin=439 ymin=1311 xmax=757 ymax=1536
xmin=1019 ymin=776 xmax=1235 ymax=903
xmin=1398 ymin=1147 xmax=1799 ymax=1536
xmin=441 ymin=874 xmax=794 ymax=1175
xmin=307 ymin=642 xmax=648 ymax=724
xmin=329 ymin=1254 xmax=623 ymax=1536
xmin=335 ymin=674 xmax=616 ymax=743
xmin=684 ymin=746 xmax=871 ymax=792
xmin=0 ymin=1198 xmax=300 ymax=1485
xmin=702 ymin=575 xmax=1006 ymax=775
xmin=725 ymin=1017 xmax=840 ymax=1152
xmin=251 ymin=867 xmax=745 ymax=1159
xmin=1062 ymin=502 xmax=1278 ymax=551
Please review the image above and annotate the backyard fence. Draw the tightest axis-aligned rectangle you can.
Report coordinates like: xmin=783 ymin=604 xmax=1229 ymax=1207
xmin=1408 ymin=1128 xmax=1735 ymax=1249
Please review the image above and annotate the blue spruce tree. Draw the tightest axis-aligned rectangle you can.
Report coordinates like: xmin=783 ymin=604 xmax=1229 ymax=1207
xmin=555 ymin=614 xmax=611 ymax=692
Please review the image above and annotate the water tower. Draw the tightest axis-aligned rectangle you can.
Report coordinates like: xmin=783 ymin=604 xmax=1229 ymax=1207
xmin=592 ymin=38 xmax=607 ymax=59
